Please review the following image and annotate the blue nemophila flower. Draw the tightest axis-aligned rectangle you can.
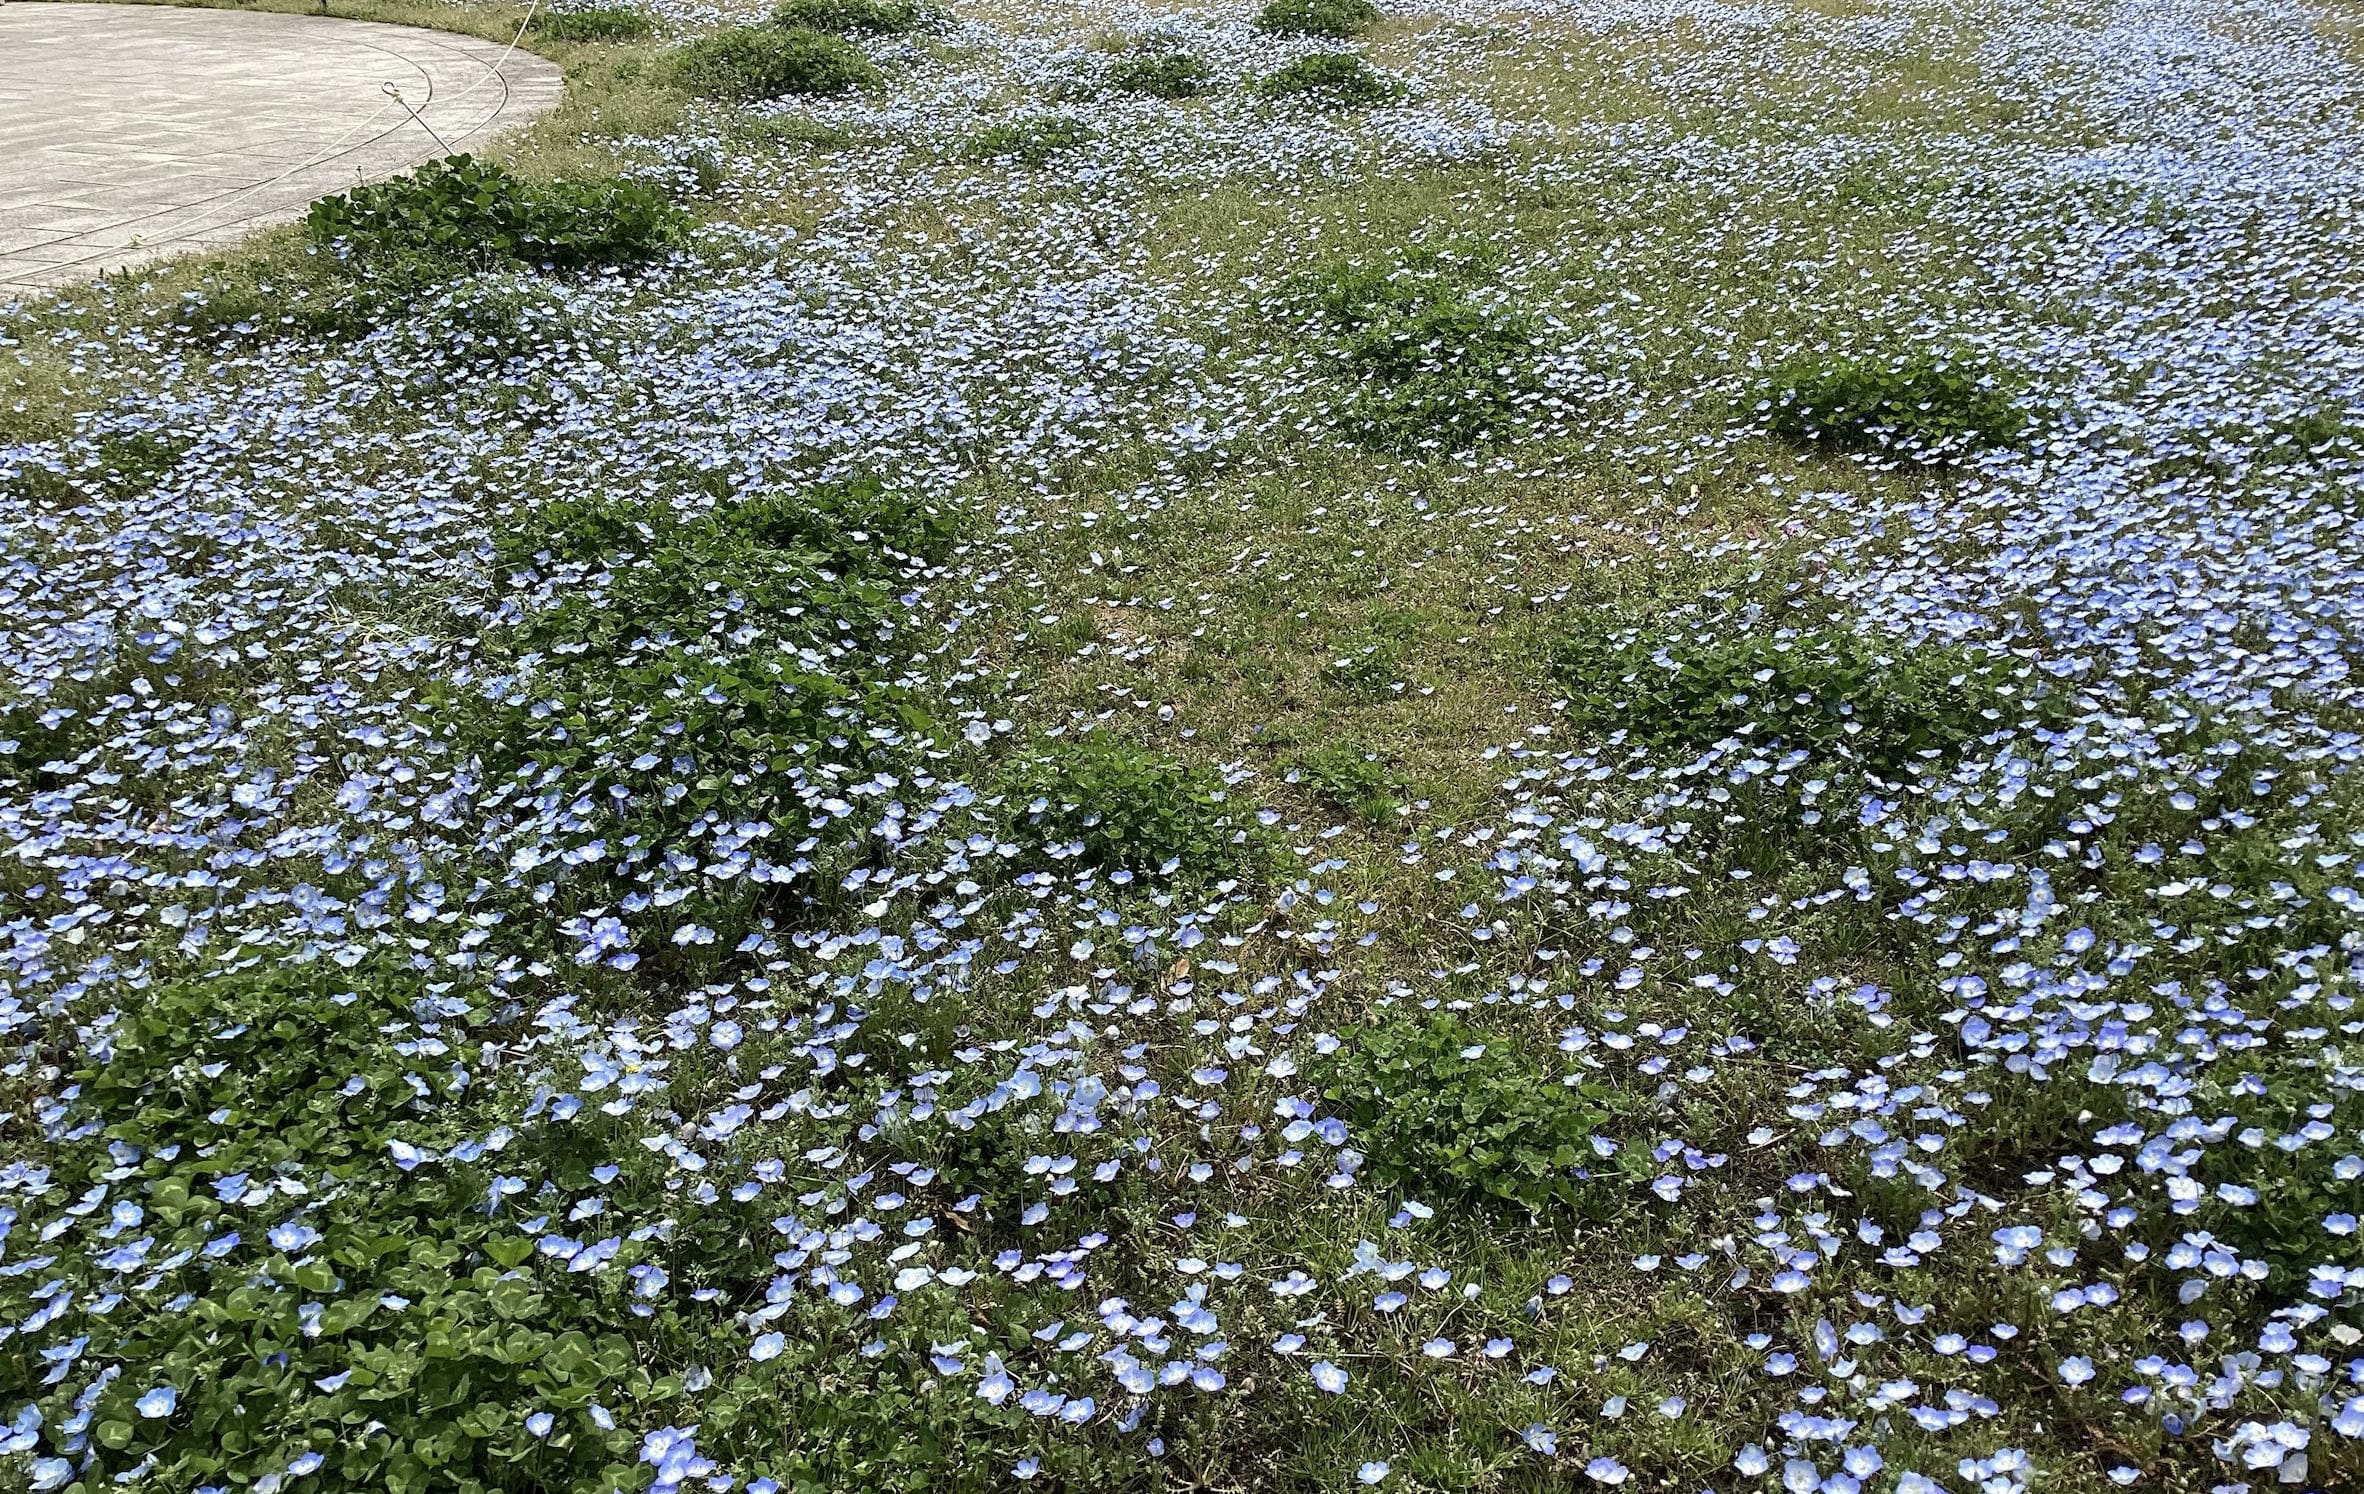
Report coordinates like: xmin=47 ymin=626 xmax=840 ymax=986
xmin=640 ymin=1426 xmax=712 ymax=1494
xmin=978 ymin=1354 xmax=1014 ymax=1406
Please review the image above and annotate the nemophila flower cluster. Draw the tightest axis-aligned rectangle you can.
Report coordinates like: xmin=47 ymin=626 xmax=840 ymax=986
xmin=3 ymin=0 xmax=2363 ymax=1489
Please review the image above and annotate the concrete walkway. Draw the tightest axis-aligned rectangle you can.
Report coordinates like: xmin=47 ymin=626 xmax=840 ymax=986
xmin=0 ymin=2 xmax=564 ymax=294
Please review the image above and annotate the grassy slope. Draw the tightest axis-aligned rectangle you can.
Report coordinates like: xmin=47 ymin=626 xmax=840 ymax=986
xmin=3 ymin=0 xmax=2360 ymax=1492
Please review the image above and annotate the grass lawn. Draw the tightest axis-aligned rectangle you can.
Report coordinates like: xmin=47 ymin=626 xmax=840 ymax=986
xmin=3 ymin=0 xmax=2363 ymax=1490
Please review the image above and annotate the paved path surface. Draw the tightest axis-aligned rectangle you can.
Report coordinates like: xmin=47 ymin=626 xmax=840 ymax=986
xmin=0 ymin=2 xmax=564 ymax=295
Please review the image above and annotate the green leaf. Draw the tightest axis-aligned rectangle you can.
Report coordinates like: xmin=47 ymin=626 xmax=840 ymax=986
xmin=486 ymin=1237 xmax=537 ymax=1269
xmin=488 ymin=1277 xmax=539 ymax=1320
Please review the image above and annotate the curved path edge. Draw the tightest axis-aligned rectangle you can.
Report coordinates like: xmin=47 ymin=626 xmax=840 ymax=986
xmin=0 ymin=2 xmax=565 ymax=295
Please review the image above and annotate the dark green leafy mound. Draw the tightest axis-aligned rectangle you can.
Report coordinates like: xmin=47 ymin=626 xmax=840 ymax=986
xmin=1318 ymin=1012 xmax=1608 ymax=1216
xmin=416 ymin=275 xmax=585 ymax=363
xmin=530 ymin=4 xmax=656 ymax=41
xmin=1107 ymin=51 xmax=1218 ymax=98
xmin=2267 ymin=405 xmax=2364 ymax=458
xmin=1278 ymin=256 xmax=1537 ymax=451
xmin=771 ymin=0 xmax=931 ymax=31
xmin=1552 ymin=619 xmax=2050 ymax=771
xmin=305 ymin=154 xmax=689 ymax=273
xmin=463 ymin=477 xmax=959 ymax=887
xmin=968 ymin=117 xmax=1098 ymax=164
xmin=1257 ymin=51 xmax=1400 ymax=107
xmin=1003 ymin=736 xmax=1261 ymax=884
xmin=926 ymin=1100 xmax=1144 ymax=1246
xmin=2 ymin=654 xmax=251 ymax=798
xmin=43 ymin=961 xmax=652 ymax=1492
xmin=1256 ymin=0 xmax=1379 ymax=37
xmin=1288 ymin=743 xmax=1400 ymax=826
xmin=1 ymin=427 xmax=191 ymax=535
xmin=672 ymin=24 xmax=881 ymax=100
xmin=90 ymin=965 xmax=462 ymax=1183
xmin=11 ymin=428 xmax=186 ymax=502
xmin=1760 ymin=348 xmax=2028 ymax=457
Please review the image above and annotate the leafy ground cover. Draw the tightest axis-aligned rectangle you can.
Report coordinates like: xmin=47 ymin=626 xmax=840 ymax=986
xmin=1255 ymin=0 xmax=1381 ymax=40
xmin=4 ymin=0 xmax=2364 ymax=1491
xmin=1257 ymin=50 xmax=1402 ymax=107
xmin=1104 ymin=51 xmax=1217 ymax=100
xmin=531 ymin=5 xmax=658 ymax=43
xmin=307 ymin=154 xmax=691 ymax=273
xmin=671 ymin=22 xmax=881 ymax=99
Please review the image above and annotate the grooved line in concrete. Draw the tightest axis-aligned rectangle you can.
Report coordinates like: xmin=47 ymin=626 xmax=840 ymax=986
xmin=0 ymin=2 xmax=565 ymax=293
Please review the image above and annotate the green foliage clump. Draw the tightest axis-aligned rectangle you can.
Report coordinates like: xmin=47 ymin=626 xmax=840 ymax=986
xmin=1004 ymin=736 xmax=1261 ymax=884
xmin=1551 ymin=619 xmax=2047 ymax=772
xmin=1289 ymin=743 xmax=1399 ymax=826
xmin=926 ymin=1102 xmax=1138 ymax=1246
xmin=1760 ymin=348 xmax=2028 ymax=457
xmin=92 ymin=429 xmax=188 ymax=496
xmin=1256 ymin=0 xmax=1379 ymax=38
xmin=16 ymin=961 xmax=649 ymax=1492
xmin=497 ymin=473 xmax=955 ymax=655
xmin=1107 ymin=50 xmax=1217 ymax=98
xmin=2172 ymin=1054 xmax=2364 ymax=1281
xmin=771 ymin=0 xmax=930 ymax=32
xmin=968 ymin=117 xmax=1098 ymax=164
xmin=467 ymin=477 xmax=959 ymax=884
xmin=414 ymin=274 xmax=585 ymax=362
xmin=530 ymin=4 xmax=656 ymax=41
xmin=305 ymin=154 xmax=689 ymax=273
xmin=1278 ymin=255 xmax=1536 ymax=451
xmin=672 ymin=24 xmax=881 ymax=100
xmin=2268 ymin=405 xmax=2363 ymax=458
xmin=1318 ymin=1012 xmax=1608 ymax=1215
xmin=1256 ymin=52 xmax=1400 ymax=107
xmin=0 ymin=429 xmax=188 ymax=512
